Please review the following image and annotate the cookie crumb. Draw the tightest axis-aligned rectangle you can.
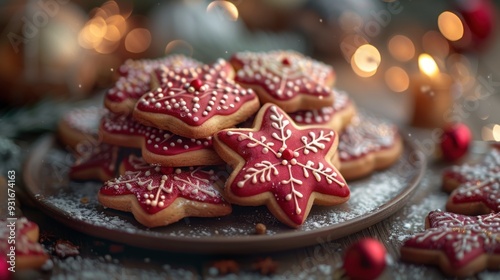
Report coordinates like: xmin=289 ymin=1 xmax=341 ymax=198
xmin=252 ymin=257 xmax=278 ymax=275
xmin=211 ymin=260 xmax=239 ymax=275
xmin=54 ymin=240 xmax=80 ymax=258
xmin=80 ymin=197 xmax=89 ymax=204
xmin=255 ymin=223 xmax=267 ymax=235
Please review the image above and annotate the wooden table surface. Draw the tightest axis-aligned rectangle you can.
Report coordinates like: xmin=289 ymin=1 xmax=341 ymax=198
xmin=6 ymin=30 xmax=500 ymax=280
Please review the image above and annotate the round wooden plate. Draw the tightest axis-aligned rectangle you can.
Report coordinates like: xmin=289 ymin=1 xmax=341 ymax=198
xmin=24 ymin=134 xmax=424 ymax=254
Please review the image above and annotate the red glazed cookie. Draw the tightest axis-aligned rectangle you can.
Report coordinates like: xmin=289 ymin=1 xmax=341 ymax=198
xmin=69 ymin=142 xmax=119 ymax=182
xmin=100 ymin=112 xmax=222 ymax=167
xmin=119 ymin=153 xmax=154 ymax=174
xmin=289 ymin=89 xmax=356 ymax=131
xmin=443 ymin=148 xmax=500 ymax=215
xmin=401 ymin=210 xmax=500 ymax=277
xmin=230 ymin=50 xmax=335 ymax=112
xmin=337 ymin=115 xmax=403 ymax=180
xmin=133 ymin=59 xmax=260 ymax=139
xmin=98 ymin=165 xmax=231 ymax=228
xmin=106 ymin=55 xmax=201 ymax=115
xmin=213 ymin=104 xmax=349 ymax=228
xmin=57 ymin=106 xmax=106 ymax=150
xmin=0 ymin=217 xmax=48 ymax=270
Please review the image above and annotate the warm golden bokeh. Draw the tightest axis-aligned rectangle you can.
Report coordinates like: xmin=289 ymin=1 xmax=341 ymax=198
xmin=125 ymin=28 xmax=151 ymax=53
xmin=206 ymin=1 xmax=239 ymax=21
xmin=422 ymin=31 xmax=449 ymax=58
xmin=438 ymin=11 xmax=464 ymax=41
xmin=165 ymin=40 xmax=194 ymax=57
xmin=352 ymin=44 xmax=381 ymax=76
xmin=351 ymin=55 xmax=377 ymax=78
xmin=340 ymin=35 xmax=368 ymax=62
xmin=388 ymin=35 xmax=415 ymax=62
xmin=78 ymin=1 xmax=130 ymax=54
xmin=482 ymin=124 xmax=500 ymax=141
xmin=385 ymin=66 xmax=409 ymax=92
xmin=495 ymin=125 xmax=500 ymax=141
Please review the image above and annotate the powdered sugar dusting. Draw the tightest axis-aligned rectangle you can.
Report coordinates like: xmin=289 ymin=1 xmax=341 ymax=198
xmin=50 ymin=256 xmax=195 ymax=280
xmin=32 ymin=136 xmax=421 ymax=249
xmin=386 ymin=168 xmax=448 ymax=244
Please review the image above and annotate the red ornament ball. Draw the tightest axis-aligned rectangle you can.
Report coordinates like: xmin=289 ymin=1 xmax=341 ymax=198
xmin=343 ymin=238 xmax=387 ymax=280
xmin=440 ymin=123 xmax=472 ymax=162
xmin=453 ymin=0 xmax=495 ymax=50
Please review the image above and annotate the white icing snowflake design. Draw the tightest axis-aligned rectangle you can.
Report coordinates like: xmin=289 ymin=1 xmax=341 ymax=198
xmin=136 ymin=59 xmax=256 ymax=127
xmin=338 ymin=114 xmax=398 ymax=160
xmin=233 ymin=50 xmax=333 ymax=100
xmin=404 ymin=211 xmax=500 ymax=267
xmin=217 ymin=105 xmax=349 ymax=225
xmin=447 ymin=149 xmax=500 ymax=211
xmin=102 ymin=166 xmax=225 ymax=213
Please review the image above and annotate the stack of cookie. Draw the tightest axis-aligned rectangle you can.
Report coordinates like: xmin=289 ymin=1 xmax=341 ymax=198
xmin=59 ymin=50 xmax=403 ymax=228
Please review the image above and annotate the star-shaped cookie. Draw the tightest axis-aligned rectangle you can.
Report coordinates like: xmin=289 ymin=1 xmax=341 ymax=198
xmin=443 ymin=147 xmax=500 ymax=215
xmin=99 ymin=165 xmax=231 ymax=227
xmin=0 ymin=217 xmax=48 ymax=269
xmin=100 ymin=112 xmax=222 ymax=166
xmin=289 ymin=89 xmax=356 ymax=132
xmin=337 ymin=114 xmax=403 ymax=180
xmin=58 ymin=106 xmax=106 ymax=150
xmin=69 ymin=142 xmax=119 ymax=182
xmin=105 ymin=55 xmax=201 ymax=115
xmin=401 ymin=211 xmax=500 ymax=277
xmin=133 ymin=59 xmax=260 ymax=138
xmin=213 ymin=104 xmax=349 ymax=228
xmin=230 ymin=50 xmax=335 ymax=112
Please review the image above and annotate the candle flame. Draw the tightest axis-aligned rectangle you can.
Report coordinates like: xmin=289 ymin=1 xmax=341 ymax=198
xmin=418 ymin=54 xmax=439 ymax=77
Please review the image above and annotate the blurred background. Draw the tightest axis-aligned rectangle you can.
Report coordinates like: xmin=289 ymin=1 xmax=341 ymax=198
xmin=0 ymin=0 xmax=499 ymax=170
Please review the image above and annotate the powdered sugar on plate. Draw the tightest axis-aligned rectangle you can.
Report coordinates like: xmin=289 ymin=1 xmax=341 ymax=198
xmin=27 ymin=135 xmax=423 ymax=252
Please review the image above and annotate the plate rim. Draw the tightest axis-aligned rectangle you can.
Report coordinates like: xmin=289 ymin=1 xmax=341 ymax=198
xmin=24 ymin=134 xmax=425 ymax=254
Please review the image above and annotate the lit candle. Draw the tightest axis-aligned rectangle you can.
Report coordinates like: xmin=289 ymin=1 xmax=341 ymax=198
xmin=410 ymin=53 xmax=453 ymax=128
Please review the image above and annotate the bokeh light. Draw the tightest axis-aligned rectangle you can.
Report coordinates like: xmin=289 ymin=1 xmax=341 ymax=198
xmin=388 ymin=35 xmax=415 ymax=62
xmin=78 ymin=1 xmax=131 ymax=53
xmin=438 ymin=11 xmax=464 ymax=41
xmin=351 ymin=57 xmax=376 ymax=78
xmin=125 ymin=28 xmax=151 ymax=53
xmin=422 ymin=31 xmax=449 ymax=58
xmin=352 ymin=44 xmax=381 ymax=77
xmin=495 ymin=125 xmax=500 ymax=141
xmin=206 ymin=1 xmax=239 ymax=21
xmin=340 ymin=35 xmax=368 ymax=62
xmin=482 ymin=124 xmax=500 ymax=141
xmin=385 ymin=66 xmax=409 ymax=92
xmin=165 ymin=40 xmax=194 ymax=57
